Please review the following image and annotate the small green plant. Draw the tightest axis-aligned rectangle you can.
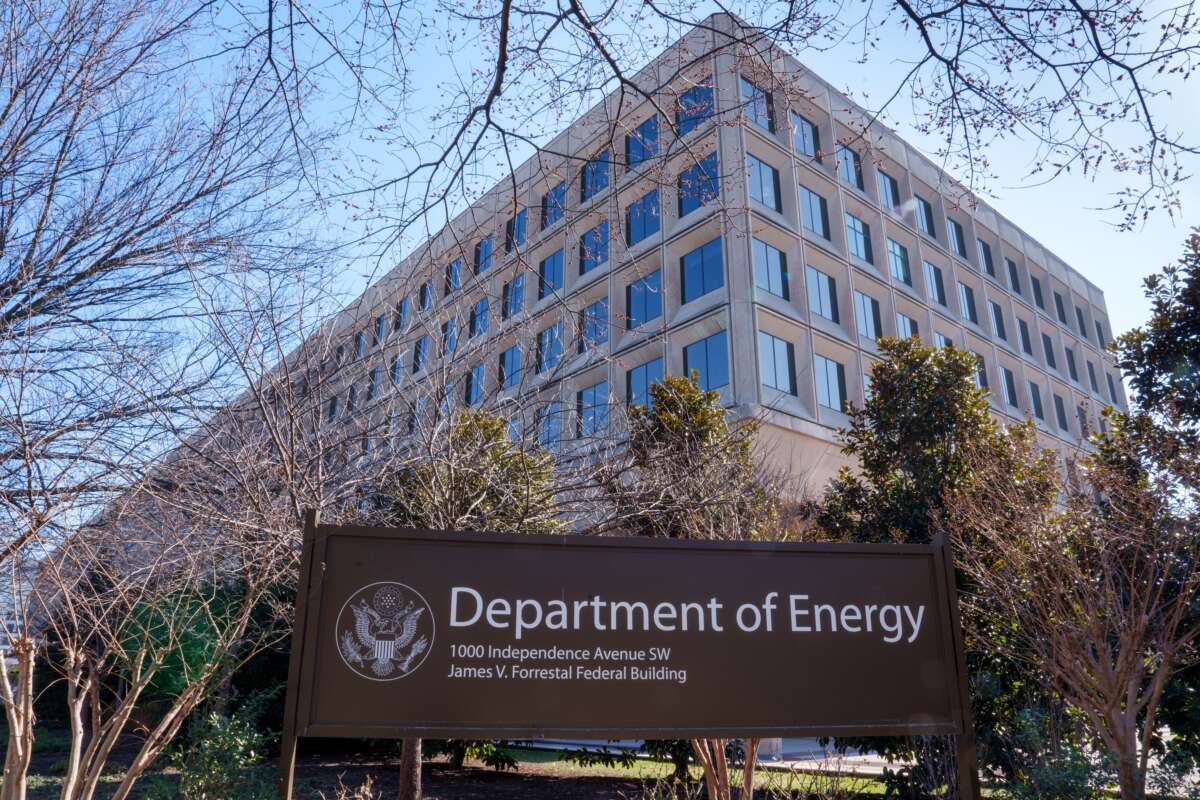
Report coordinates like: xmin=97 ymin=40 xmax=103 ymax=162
xmin=155 ymin=711 xmax=274 ymax=799
xmin=424 ymin=739 xmax=518 ymax=770
xmin=621 ymin=777 xmax=705 ymax=800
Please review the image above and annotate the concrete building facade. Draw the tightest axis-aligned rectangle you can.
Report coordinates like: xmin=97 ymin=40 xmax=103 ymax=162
xmin=321 ymin=14 xmax=1125 ymax=491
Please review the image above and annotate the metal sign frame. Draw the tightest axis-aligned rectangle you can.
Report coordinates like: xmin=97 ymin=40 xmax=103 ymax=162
xmin=280 ymin=511 xmax=980 ymax=799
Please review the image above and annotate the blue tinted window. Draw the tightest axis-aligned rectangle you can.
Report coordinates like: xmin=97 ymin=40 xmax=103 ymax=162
xmin=846 ymin=213 xmax=873 ymax=263
xmin=947 ymin=217 xmax=967 ymax=257
xmin=499 ymin=345 xmax=521 ymax=388
xmin=577 ymin=381 xmax=609 ymax=436
xmin=446 ymin=258 xmax=463 ymax=293
xmin=800 ymin=186 xmax=829 ymax=238
xmin=474 ymin=237 xmax=494 ymax=274
xmin=505 ymin=209 xmax=527 ymax=253
xmin=680 ymin=237 xmax=724 ymax=304
xmin=916 ymin=196 xmax=936 ymax=238
xmin=627 ymin=270 xmax=662 ymax=329
xmin=747 ymin=154 xmax=781 ymax=211
xmin=806 ymin=266 xmax=838 ymax=323
xmin=412 ymin=335 xmax=429 ymax=372
xmin=581 ymin=152 xmax=610 ymax=201
xmin=441 ymin=319 xmax=457 ymax=355
xmin=580 ymin=298 xmax=608 ymax=352
xmin=541 ymin=181 xmax=566 ymax=229
xmin=626 ymin=190 xmax=660 ymax=245
xmin=419 ymin=281 xmax=432 ymax=310
xmin=792 ymin=112 xmax=820 ymax=159
xmin=677 ymin=152 xmax=719 ymax=216
xmin=538 ymin=249 xmax=564 ymax=299
xmin=465 ymin=364 xmax=485 ymax=406
xmin=580 ymin=221 xmax=609 ymax=273
xmin=753 ymin=239 xmax=788 ymax=299
xmin=502 ymin=274 xmax=525 ymax=319
xmin=759 ymin=331 xmax=796 ymax=395
xmin=395 ymin=296 xmax=410 ymax=331
xmin=836 ymin=146 xmax=863 ymax=189
xmin=684 ymin=330 xmax=729 ymax=391
xmin=470 ymin=298 xmax=489 ymax=337
xmin=627 ymin=357 xmax=664 ymax=408
xmin=676 ymin=81 xmax=714 ymax=137
xmin=815 ymin=354 xmax=847 ymax=412
xmin=538 ymin=401 xmax=562 ymax=450
xmin=537 ymin=322 xmax=563 ymax=373
xmin=740 ymin=77 xmax=774 ymax=132
xmin=626 ymin=116 xmax=659 ymax=167
xmin=887 ymin=239 xmax=911 ymax=285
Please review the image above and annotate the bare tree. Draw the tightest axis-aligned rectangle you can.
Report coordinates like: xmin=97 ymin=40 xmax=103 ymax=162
xmin=946 ymin=420 xmax=1200 ymax=800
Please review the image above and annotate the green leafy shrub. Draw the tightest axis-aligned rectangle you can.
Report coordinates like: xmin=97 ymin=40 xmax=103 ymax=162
xmin=154 ymin=711 xmax=274 ymax=799
xmin=424 ymin=739 xmax=517 ymax=770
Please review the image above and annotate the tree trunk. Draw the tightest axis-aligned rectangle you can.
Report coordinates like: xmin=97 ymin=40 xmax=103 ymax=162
xmin=1116 ymin=750 xmax=1144 ymax=800
xmin=1 ymin=642 xmax=36 ymax=800
xmin=399 ymin=738 xmax=422 ymax=800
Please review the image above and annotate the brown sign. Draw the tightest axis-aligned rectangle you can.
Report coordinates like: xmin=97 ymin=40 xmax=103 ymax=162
xmin=281 ymin=516 xmax=973 ymax=759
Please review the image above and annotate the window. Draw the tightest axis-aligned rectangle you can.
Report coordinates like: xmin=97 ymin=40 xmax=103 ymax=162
xmin=504 ymin=210 xmax=527 ymax=253
xmin=326 ymin=395 xmax=339 ymax=423
xmin=935 ymin=332 xmax=954 ymax=349
xmin=626 ymin=190 xmax=660 ymax=245
xmin=758 ymin=330 xmax=797 ymax=395
xmin=747 ymin=154 xmax=781 ymax=211
xmin=1002 ymin=367 xmax=1018 ymax=407
xmin=502 ymin=274 xmax=525 ymax=319
xmin=577 ymin=381 xmax=609 ymax=436
xmin=1088 ymin=361 xmax=1099 ymax=392
xmin=681 ymin=237 xmax=724 ymax=304
xmin=887 ymin=239 xmax=911 ymax=285
xmin=1018 ymin=318 xmax=1033 ymax=355
xmin=538 ymin=401 xmax=562 ymax=450
xmin=799 ymin=185 xmax=830 ymax=239
xmin=958 ymin=282 xmax=978 ymax=324
xmin=1031 ymin=275 xmax=1045 ymax=309
xmin=580 ymin=298 xmax=608 ymax=352
xmin=1095 ymin=320 xmax=1106 ymax=347
xmin=678 ymin=152 xmax=719 ymax=216
xmin=1054 ymin=394 xmax=1069 ymax=431
xmin=627 ymin=270 xmax=662 ymax=328
xmin=419 ymin=281 xmax=432 ymax=311
xmin=740 ymin=77 xmax=774 ymax=132
xmin=897 ymin=313 xmax=919 ymax=339
xmin=1066 ymin=348 xmax=1079 ymax=382
xmin=395 ymin=296 xmax=410 ymax=332
xmin=354 ymin=330 xmax=366 ymax=360
xmin=1042 ymin=333 xmax=1057 ymax=369
xmin=391 ymin=352 xmax=403 ymax=385
xmin=855 ymin=291 xmax=882 ymax=340
xmin=924 ymin=261 xmax=947 ymax=305
xmin=684 ymin=330 xmax=729 ymax=391
xmin=947 ymin=217 xmax=967 ymax=258
xmin=989 ymin=301 xmax=1007 ymax=341
xmin=845 ymin=213 xmax=873 ymax=263
xmin=373 ymin=314 xmax=387 ymax=346
xmin=878 ymin=170 xmax=901 ymax=211
xmin=579 ymin=221 xmax=610 ymax=275
xmin=446 ymin=258 xmax=463 ymax=293
xmin=441 ymin=319 xmax=457 ymax=355
xmin=916 ymin=196 xmax=936 ymax=238
xmin=1054 ymin=291 xmax=1068 ymax=324
xmin=753 ymin=238 xmax=788 ymax=299
xmin=792 ymin=112 xmax=820 ymax=159
xmin=465 ymin=364 xmax=485 ymax=406
xmin=977 ymin=239 xmax=995 ymax=277
xmin=1029 ymin=381 xmax=1044 ymax=420
xmin=536 ymin=322 xmax=562 ymax=373
xmin=538 ymin=249 xmax=564 ymax=300
xmin=413 ymin=335 xmax=429 ymax=373
xmin=541 ymin=181 xmax=566 ymax=230
xmin=498 ymin=345 xmax=521 ymax=388
xmin=836 ymin=145 xmax=863 ymax=190
xmin=806 ymin=266 xmax=839 ymax=323
xmin=1107 ymin=372 xmax=1118 ymax=403
xmin=469 ymin=298 xmax=489 ymax=338
xmin=472 ymin=235 xmax=492 ymax=275
xmin=627 ymin=357 xmax=664 ymax=407
xmin=1075 ymin=307 xmax=1088 ymax=339
xmin=973 ymin=353 xmax=989 ymax=390
xmin=676 ymin=81 xmax=714 ymax=137
xmin=1006 ymin=259 xmax=1022 ymax=295
xmin=581 ymin=151 xmax=610 ymax=201
xmin=815 ymin=354 xmax=847 ymax=412
xmin=626 ymin=116 xmax=659 ymax=167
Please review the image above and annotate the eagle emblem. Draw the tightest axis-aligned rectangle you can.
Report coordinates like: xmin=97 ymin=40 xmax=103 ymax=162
xmin=336 ymin=582 xmax=433 ymax=680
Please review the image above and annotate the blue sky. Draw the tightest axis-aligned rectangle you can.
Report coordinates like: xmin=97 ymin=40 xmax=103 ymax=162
xmin=317 ymin=3 xmax=1199 ymax=342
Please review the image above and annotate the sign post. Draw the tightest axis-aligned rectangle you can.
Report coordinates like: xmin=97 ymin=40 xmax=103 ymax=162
xmin=280 ymin=519 xmax=980 ymax=798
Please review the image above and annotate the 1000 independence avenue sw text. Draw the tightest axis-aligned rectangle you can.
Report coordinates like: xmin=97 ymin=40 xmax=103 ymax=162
xmin=449 ymin=588 xmax=928 ymax=644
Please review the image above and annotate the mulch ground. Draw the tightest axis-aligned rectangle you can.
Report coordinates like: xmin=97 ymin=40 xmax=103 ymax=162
xmin=293 ymin=759 xmax=648 ymax=799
